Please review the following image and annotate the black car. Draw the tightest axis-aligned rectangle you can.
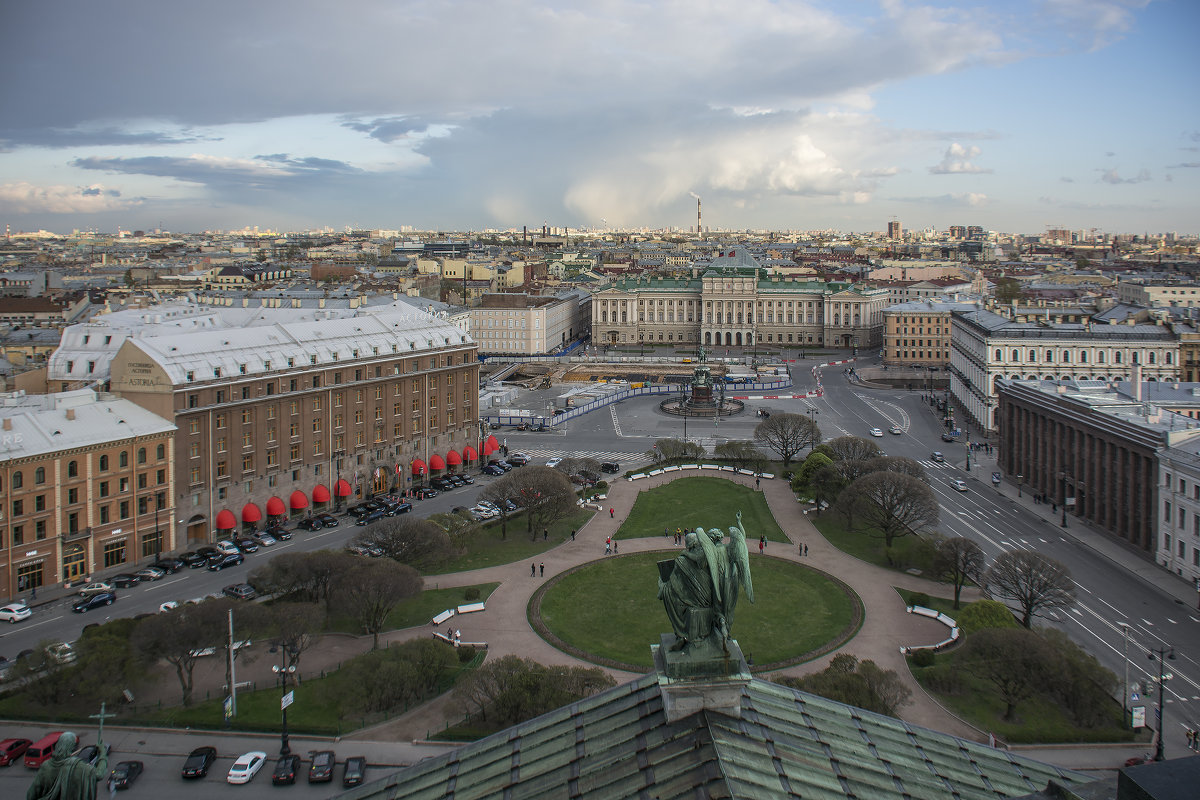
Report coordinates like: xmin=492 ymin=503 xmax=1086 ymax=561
xmin=297 ymin=517 xmax=323 ymax=531
xmin=207 ymin=552 xmax=244 ymax=571
xmin=315 ymin=513 xmax=339 ymax=528
xmin=152 ymin=556 xmax=185 ymax=573
xmin=414 ymin=487 xmax=439 ymax=498
xmin=481 ymin=465 xmax=504 ymax=476
xmin=234 ymin=538 xmax=259 ymax=554
xmin=348 ymin=502 xmax=375 ymax=517
xmin=272 ymin=754 xmax=301 ymax=785
xmin=264 ymin=525 xmax=292 ymax=540
xmin=356 ymin=510 xmax=385 ymax=526
xmin=222 ymin=583 xmax=256 ymax=600
xmin=308 ymin=750 xmax=336 ymax=783
xmin=342 ymin=756 xmax=367 ymax=787
xmin=457 ymin=474 xmax=475 ymax=485
xmin=446 ymin=474 xmax=466 ymax=487
xmin=488 ymin=459 xmax=513 ymax=471
xmin=72 ymin=592 xmax=116 ymax=613
xmin=600 ymin=462 xmax=620 ymax=474
xmin=78 ymin=743 xmax=110 ymax=765
xmin=430 ymin=477 xmax=455 ymax=491
xmin=181 ymin=746 xmax=217 ymax=778
xmin=383 ymin=500 xmax=413 ymax=515
xmin=180 ymin=551 xmax=208 ymax=568
xmin=110 ymin=760 xmax=143 ymax=789
xmin=110 ymin=573 xmax=140 ymax=588
xmin=196 ymin=545 xmax=222 ymax=563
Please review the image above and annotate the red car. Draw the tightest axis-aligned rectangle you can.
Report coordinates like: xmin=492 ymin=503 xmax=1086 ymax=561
xmin=0 ymin=737 xmax=31 ymax=766
xmin=24 ymin=732 xmax=63 ymax=769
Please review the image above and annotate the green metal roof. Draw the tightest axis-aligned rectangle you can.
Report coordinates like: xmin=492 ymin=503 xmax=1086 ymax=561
xmin=337 ymin=672 xmax=1092 ymax=800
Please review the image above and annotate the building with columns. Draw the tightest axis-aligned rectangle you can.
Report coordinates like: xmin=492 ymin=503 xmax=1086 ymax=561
xmin=590 ymin=251 xmax=887 ymax=351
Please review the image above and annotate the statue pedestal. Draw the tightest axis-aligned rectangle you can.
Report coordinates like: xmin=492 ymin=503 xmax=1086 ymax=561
xmin=653 ymin=634 xmax=751 ymax=723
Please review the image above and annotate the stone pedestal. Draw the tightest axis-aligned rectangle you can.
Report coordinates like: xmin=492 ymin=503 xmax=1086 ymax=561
xmin=653 ymin=634 xmax=751 ymax=723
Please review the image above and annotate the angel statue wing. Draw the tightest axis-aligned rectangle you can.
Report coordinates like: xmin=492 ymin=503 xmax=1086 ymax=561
xmin=727 ymin=511 xmax=755 ymax=605
xmin=696 ymin=527 xmax=722 ymax=606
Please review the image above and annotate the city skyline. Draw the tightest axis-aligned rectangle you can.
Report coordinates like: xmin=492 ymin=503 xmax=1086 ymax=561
xmin=1 ymin=0 xmax=1196 ymax=235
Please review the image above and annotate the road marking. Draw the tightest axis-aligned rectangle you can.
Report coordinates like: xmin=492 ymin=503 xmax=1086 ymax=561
xmin=1143 ymin=619 xmax=1155 ymax=627
xmin=144 ymin=576 xmax=187 ymax=592
xmin=1167 ymin=618 xmax=1177 ymax=624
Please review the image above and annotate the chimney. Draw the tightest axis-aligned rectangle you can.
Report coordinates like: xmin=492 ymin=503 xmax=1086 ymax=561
xmin=2 ymin=418 xmax=11 ymax=431
xmin=1132 ymin=363 xmax=1143 ymax=401
xmin=66 ymin=408 xmax=75 ymax=421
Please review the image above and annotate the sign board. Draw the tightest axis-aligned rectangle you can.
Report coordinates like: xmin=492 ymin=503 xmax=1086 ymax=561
xmin=1131 ymin=692 xmax=1139 ymax=702
xmin=281 ymin=690 xmax=294 ymax=710
xmin=223 ymin=696 xmax=233 ymax=720
xmin=1131 ymin=706 xmax=1146 ymax=728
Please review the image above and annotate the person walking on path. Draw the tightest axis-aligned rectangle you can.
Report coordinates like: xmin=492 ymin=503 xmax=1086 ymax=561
xmin=803 ymin=543 xmax=808 ymax=556
xmin=531 ymin=562 xmax=536 ymax=577
xmin=539 ymin=562 xmax=545 ymax=577
xmin=570 ymin=529 xmax=576 ymax=541
xmin=604 ymin=537 xmax=611 ymax=555
xmin=613 ymin=541 xmax=618 ymax=554
xmin=609 ymin=508 xmax=615 ymax=519
xmin=543 ymin=529 xmax=548 ymax=541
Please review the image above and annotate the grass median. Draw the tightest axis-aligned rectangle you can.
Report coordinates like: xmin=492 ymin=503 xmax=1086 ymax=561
xmin=616 ymin=476 xmax=788 ymax=543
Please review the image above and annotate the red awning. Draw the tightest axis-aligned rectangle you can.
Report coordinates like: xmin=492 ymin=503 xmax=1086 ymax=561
xmin=429 ymin=454 xmax=446 ymax=471
xmin=446 ymin=450 xmax=462 ymax=466
xmin=411 ymin=459 xmax=427 ymax=476
xmin=241 ymin=503 xmax=262 ymax=523
xmin=485 ymin=435 xmax=500 ymax=451
xmin=215 ymin=509 xmax=237 ymax=530
xmin=289 ymin=491 xmax=309 ymax=510
xmin=463 ymin=446 xmax=478 ymax=461
xmin=334 ymin=478 xmax=352 ymax=497
xmin=266 ymin=496 xmax=286 ymax=516
xmin=313 ymin=484 xmax=331 ymax=503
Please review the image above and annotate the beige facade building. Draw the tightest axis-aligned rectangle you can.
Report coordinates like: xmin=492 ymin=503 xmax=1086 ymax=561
xmin=1118 ymin=279 xmax=1200 ymax=308
xmin=882 ymin=302 xmax=979 ymax=368
xmin=470 ymin=292 xmax=591 ymax=356
xmin=591 ymin=253 xmax=887 ymax=351
xmin=0 ymin=389 xmax=175 ymax=599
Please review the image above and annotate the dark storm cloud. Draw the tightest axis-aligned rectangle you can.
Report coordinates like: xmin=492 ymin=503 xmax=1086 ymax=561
xmin=72 ymin=153 xmax=359 ymax=192
xmin=0 ymin=126 xmax=209 ymax=152
xmin=340 ymin=117 xmax=431 ymax=143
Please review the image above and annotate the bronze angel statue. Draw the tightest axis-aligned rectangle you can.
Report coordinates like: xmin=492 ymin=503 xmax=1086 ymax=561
xmin=657 ymin=511 xmax=755 ymax=655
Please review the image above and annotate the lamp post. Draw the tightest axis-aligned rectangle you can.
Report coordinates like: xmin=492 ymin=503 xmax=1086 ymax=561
xmin=806 ymin=408 xmax=820 ymax=450
xmin=1059 ymin=470 xmax=1068 ymax=527
xmin=1017 ymin=474 xmax=1023 ymax=498
xmin=270 ymin=643 xmax=299 ymax=756
xmin=1147 ymin=644 xmax=1175 ymax=761
xmin=334 ymin=450 xmax=346 ymax=511
xmin=965 ymin=441 xmax=971 ymax=473
xmin=1121 ymin=623 xmax=1130 ymax=729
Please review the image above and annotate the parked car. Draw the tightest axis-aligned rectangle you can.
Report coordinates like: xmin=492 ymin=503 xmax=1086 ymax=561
xmin=226 ymin=751 xmax=267 ymax=784
xmin=488 ymin=460 xmax=514 ymax=471
xmin=196 ymin=546 xmax=223 ymax=564
xmin=446 ymin=474 xmax=466 ymax=487
xmin=233 ymin=538 xmax=259 ymax=554
xmin=152 ymin=556 xmax=185 ymax=573
xmin=457 ymin=474 xmax=475 ymax=485
xmin=134 ymin=566 xmax=166 ymax=582
xmin=348 ymin=502 xmax=376 ymax=517
xmin=181 ymin=746 xmax=217 ymax=779
xmin=931 ymin=452 xmax=945 ymax=463
xmin=0 ymin=737 xmax=31 ymax=766
xmin=382 ymin=500 xmax=413 ymax=515
xmin=470 ymin=505 xmax=496 ymax=520
xmin=481 ymin=465 xmax=504 ymax=476
xmin=297 ymin=517 xmax=323 ymax=531
xmin=251 ymin=532 xmax=277 ymax=547
xmin=78 ymin=743 xmax=110 ymax=766
xmin=414 ymin=487 xmax=439 ymax=499
xmin=0 ymin=602 xmax=32 ymax=624
xmin=207 ymin=553 xmax=245 ymax=571
xmin=24 ymin=732 xmax=64 ymax=769
xmin=272 ymin=754 xmax=301 ymax=785
xmin=180 ymin=551 xmax=209 ymax=569
xmin=950 ymin=479 xmax=969 ymax=492
xmin=545 ymin=456 xmax=563 ymax=468
xmin=109 ymin=574 xmax=140 ymax=588
xmin=600 ymin=461 xmax=620 ymax=474
xmin=214 ymin=540 xmax=241 ymax=556
xmin=110 ymin=759 xmax=144 ymax=789
xmin=222 ymin=583 xmax=257 ymax=600
xmin=869 ymin=428 xmax=883 ymax=437
xmin=73 ymin=592 xmax=116 ymax=613
xmin=888 ymin=425 xmax=903 ymax=435
xmin=342 ymin=756 xmax=367 ymax=787
xmin=430 ymin=477 xmax=456 ymax=491
xmin=315 ymin=513 xmax=339 ymax=528
xmin=77 ymin=582 xmax=115 ymax=597
xmin=46 ymin=642 xmax=76 ymax=664
xmin=508 ymin=453 xmax=530 ymax=466
xmin=264 ymin=525 xmax=292 ymax=540
xmin=308 ymin=750 xmax=336 ymax=783
xmin=356 ymin=510 xmax=385 ymax=526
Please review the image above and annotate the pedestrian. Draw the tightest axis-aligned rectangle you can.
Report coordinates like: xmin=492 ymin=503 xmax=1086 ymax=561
xmin=610 ymin=508 xmax=615 ymax=519
xmin=605 ymin=537 xmax=611 ymax=555
xmin=531 ymin=562 xmax=536 ymax=577
xmin=755 ymin=477 xmax=761 ymax=488
xmin=758 ymin=539 xmax=764 ymax=555
xmin=613 ymin=541 xmax=618 ymax=554
xmin=30 ymin=585 xmax=36 ymax=600
xmin=540 ymin=562 xmax=545 ymax=577
xmin=571 ymin=529 xmax=576 ymax=541
xmin=803 ymin=543 xmax=808 ymax=556
xmin=543 ymin=529 xmax=548 ymax=541
xmin=664 ymin=526 xmax=669 ymax=537
xmin=454 ymin=628 xmax=462 ymax=644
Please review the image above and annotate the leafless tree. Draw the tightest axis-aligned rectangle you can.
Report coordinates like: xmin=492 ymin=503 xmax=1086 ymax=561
xmin=647 ymin=438 xmax=705 ymax=464
xmin=333 ymin=559 xmax=423 ymax=649
xmin=754 ymin=413 xmax=820 ymax=467
xmin=482 ymin=466 xmax=577 ymax=540
xmin=821 ymin=435 xmax=883 ymax=462
xmin=836 ymin=471 xmax=939 ymax=548
xmin=959 ymin=627 xmax=1053 ymax=721
xmin=715 ymin=441 xmax=768 ymax=472
xmin=132 ymin=602 xmax=231 ymax=706
xmin=553 ymin=457 xmax=602 ymax=482
xmin=267 ymin=601 xmax=324 ymax=670
xmin=428 ymin=510 xmax=481 ymax=553
xmin=249 ymin=550 xmax=358 ymax=605
xmin=862 ymin=455 xmax=929 ymax=484
xmin=933 ymin=536 xmax=986 ymax=609
xmin=356 ymin=516 xmax=454 ymax=569
xmin=983 ymin=550 xmax=1076 ymax=628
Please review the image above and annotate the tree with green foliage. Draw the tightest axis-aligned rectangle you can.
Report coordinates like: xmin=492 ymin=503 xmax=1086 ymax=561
xmin=984 ymin=550 xmax=1075 ymax=628
xmin=133 ymin=602 xmax=231 ymax=706
xmin=955 ymin=599 xmax=1018 ymax=635
xmin=333 ymin=638 xmax=457 ymax=715
xmin=793 ymin=451 xmax=833 ymax=493
xmin=428 ymin=509 xmax=481 ymax=553
xmin=934 ymin=537 xmax=986 ymax=609
xmin=647 ymin=437 xmax=705 ymax=464
xmin=782 ymin=653 xmax=912 ymax=716
xmin=959 ymin=627 xmax=1052 ymax=721
xmin=994 ymin=277 xmax=1022 ymax=304
xmin=1039 ymin=628 xmax=1120 ymax=728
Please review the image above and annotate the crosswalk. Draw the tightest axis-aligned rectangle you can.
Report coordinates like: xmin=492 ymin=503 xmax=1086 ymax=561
xmin=511 ymin=448 xmax=651 ymax=464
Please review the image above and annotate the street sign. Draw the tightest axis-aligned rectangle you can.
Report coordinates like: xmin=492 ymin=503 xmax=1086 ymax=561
xmin=1131 ymin=706 xmax=1146 ymax=728
xmin=281 ymin=690 xmax=294 ymax=710
xmin=1131 ymin=692 xmax=1140 ymax=702
xmin=223 ymin=697 xmax=233 ymax=720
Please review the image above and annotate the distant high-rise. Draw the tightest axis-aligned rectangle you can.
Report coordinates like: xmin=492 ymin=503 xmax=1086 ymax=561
xmin=887 ymin=220 xmax=901 ymax=239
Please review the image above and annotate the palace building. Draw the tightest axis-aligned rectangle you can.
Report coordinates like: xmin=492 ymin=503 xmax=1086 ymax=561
xmin=590 ymin=251 xmax=887 ymax=351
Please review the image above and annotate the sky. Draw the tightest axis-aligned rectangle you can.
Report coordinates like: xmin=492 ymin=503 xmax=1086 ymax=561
xmin=1 ymin=0 xmax=1196 ymax=236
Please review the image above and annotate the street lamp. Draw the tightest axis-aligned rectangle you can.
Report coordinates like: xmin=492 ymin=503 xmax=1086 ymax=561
xmin=1017 ymin=474 xmax=1023 ymax=498
xmin=806 ymin=408 xmax=820 ymax=449
xmin=1059 ymin=470 xmax=1068 ymax=527
xmin=333 ymin=450 xmax=346 ymax=511
xmin=270 ymin=643 xmax=299 ymax=756
xmin=1147 ymin=645 xmax=1175 ymax=761
xmin=965 ymin=441 xmax=971 ymax=473
xmin=1121 ymin=624 xmax=1130 ymax=729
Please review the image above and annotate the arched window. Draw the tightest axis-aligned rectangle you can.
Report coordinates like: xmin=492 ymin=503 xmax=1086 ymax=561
xmin=1012 ymin=349 xmax=1019 ymax=362
xmin=1080 ymin=351 xmax=1088 ymax=363
xmin=1149 ymin=352 xmax=1156 ymax=365
xmin=156 ymin=444 xmax=165 ymax=459
xmin=1114 ymin=352 xmax=1122 ymax=364
xmin=995 ymin=349 xmax=1003 ymax=361
xmin=1029 ymin=349 xmax=1037 ymax=362
xmin=137 ymin=447 xmax=147 ymax=464
xmin=1062 ymin=350 xmax=1071 ymax=363
xmin=34 ymin=467 xmax=45 ymax=484
xmin=13 ymin=471 xmax=23 ymax=489
xmin=67 ymin=460 xmax=78 ymax=478
xmin=119 ymin=451 xmax=128 ymax=468
xmin=1167 ymin=352 xmax=1173 ymax=365
xmin=1132 ymin=352 xmax=1139 ymax=365
xmin=99 ymin=454 xmax=109 ymax=471
xmin=1098 ymin=351 xmax=1106 ymax=364
xmin=1045 ymin=349 xmax=1054 ymax=362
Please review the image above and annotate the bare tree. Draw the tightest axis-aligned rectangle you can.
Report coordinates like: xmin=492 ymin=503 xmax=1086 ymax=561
xmin=553 ymin=457 xmax=601 ymax=482
xmin=334 ymin=559 xmax=423 ymax=649
xmin=479 ymin=479 xmax=520 ymax=539
xmin=983 ymin=551 xmax=1076 ymax=628
xmin=715 ymin=441 xmax=768 ymax=472
xmin=836 ymin=471 xmax=939 ymax=548
xmin=267 ymin=602 xmax=324 ymax=670
xmin=356 ymin=516 xmax=454 ymax=569
xmin=959 ymin=627 xmax=1052 ymax=721
xmin=862 ymin=455 xmax=929 ymax=484
xmin=249 ymin=549 xmax=357 ymax=606
xmin=933 ymin=537 xmax=986 ymax=609
xmin=132 ymin=603 xmax=229 ymax=706
xmin=821 ymin=435 xmax=883 ymax=462
xmin=754 ymin=413 xmax=820 ymax=467
xmin=647 ymin=438 xmax=704 ymax=464
xmin=482 ymin=466 xmax=577 ymax=540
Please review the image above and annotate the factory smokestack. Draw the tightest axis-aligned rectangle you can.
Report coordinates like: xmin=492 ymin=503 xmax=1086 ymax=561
xmin=697 ymin=197 xmax=701 ymax=235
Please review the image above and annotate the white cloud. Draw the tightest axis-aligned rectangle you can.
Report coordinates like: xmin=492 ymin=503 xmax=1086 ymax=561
xmin=929 ymin=143 xmax=992 ymax=174
xmin=0 ymin=182 xmax=138 ymax=214
xmin=1099 ymin=167 xmax=1151 ymax=184
xmin=1039 ymin=0 xmax=1149 ymax=51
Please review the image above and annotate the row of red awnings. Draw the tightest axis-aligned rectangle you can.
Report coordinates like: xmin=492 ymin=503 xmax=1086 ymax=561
xmin=215 ymin=437 xmax=505 ymax=529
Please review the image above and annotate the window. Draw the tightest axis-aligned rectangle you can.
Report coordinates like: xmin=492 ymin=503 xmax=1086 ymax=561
xmin=12 ymin=499 xmax=22 ymax=517
xmin=103 ymin=540 xmax=127 ymax=568
xmin=35 ymin=494 xmax=46 ymax=512
xmin=34 ymin=467 xmax=45 ymax=484
xmin=216 ymin=461 xmax=228 ymax=478
xmin=100 ymin=505 xmax=110 ymax=524
xmin=137 ymin=448 xmax=146 ymax=464
xmin=35 ymin=520 xmax=44 ymax=540
xmin=68 ymin=460 xmax=79 ymax=477
xmin=242 ymin=409 xmax=252 ymax=424
xmin=67 ymin=488 xmax=78 ymax=504
xmin=189 ymin=443 xmax=200 ymax=458
xmin=242 ymin=455 xmax=254 ymax=473
xmin=216 ymin=413 xmax=227 ymax=428
xmin=12 ymin=471 xmax=21 ymax=489
xmin=99 ymin=481 xmax=109 ymax=497
xmin=120 ymin=451 xmax=128 ymax=468
xmin=137 ymin=473 xmax=147 ymax=490
xmin=99 ymin=454 xmax=109 ymax=471
xmin=119 ymin=501 xmax=129 ymax=520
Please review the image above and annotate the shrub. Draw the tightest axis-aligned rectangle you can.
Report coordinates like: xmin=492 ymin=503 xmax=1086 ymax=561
xmin=956 ymin=599 xmax=1019 ymax=635
xmin=910 ymin=648 xmax=936 ymax=668
xmin=922 ymin=664 xmax=963 ymax=695
xmin=908 ymin=592 xmax=931 ymax=609
xmin=463 ymin=587 xmax=481 ymax=602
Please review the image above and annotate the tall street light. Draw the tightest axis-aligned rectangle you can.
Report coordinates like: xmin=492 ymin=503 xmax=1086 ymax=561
xmin=1059 ymin=470 xmax=1069 ymax=527
xmin=1120 ymin=624 xmax=1130 ymax=729
xmin=1148 ymin=644 xmax=1175 ymax=761
xmin=806 ymin=408 xmax=820 ymax=450
xmin=1017 ymin=474 xmax=1023 ymax=498
xmin=270 ymin=642 xmax=299 ymax=756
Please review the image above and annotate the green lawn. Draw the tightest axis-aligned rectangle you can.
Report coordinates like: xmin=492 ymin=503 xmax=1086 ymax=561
xmin=535 ymin=551 xmax=860 ymax=671
xmin=616 ymin=477 xmax=788 ymax=543
xmin=326 ymin=582 xmax=500 ymax=635
xmin=810 ymin=514 xmax=937 ymax=574
xmin=428 ymin=510 xmax=594 ymax=574
xmin=911 ymin=649 xmax=1135 ymax=744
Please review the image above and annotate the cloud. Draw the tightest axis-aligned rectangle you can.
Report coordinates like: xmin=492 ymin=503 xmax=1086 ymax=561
xmin=72 ymin=152 xmax=361 ymax=192
xmin=340 ymin=116 xmax=439 ymax=144
xmin=1038 ymin=0 xmax=1150 ymax=51
xmin=1099 ymin=167 xmax=1151 ymax=184
xmin=929 ymin=142 xmax=992 ymax=174
xmin=889 ymin=192 xmax=988 ymax=207
xmin=0 ymin=182 xmax=138 ymax=214
xmin=1167 ymin=162 xmax=1200 ymax=169
xmin=0 ymin=125 xmax=209 ymax=152
xmin=1060 ymin=176 xmax=1074 ymax=183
